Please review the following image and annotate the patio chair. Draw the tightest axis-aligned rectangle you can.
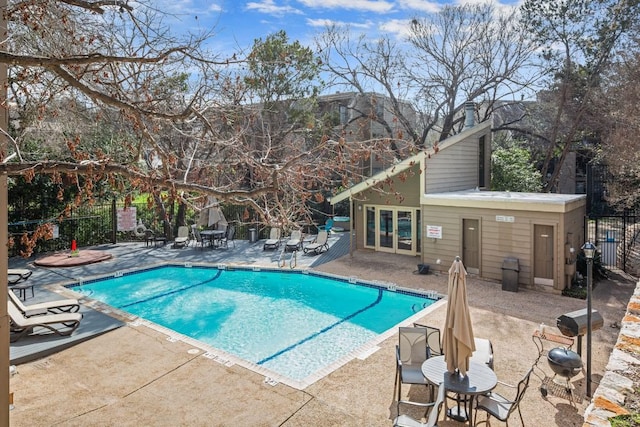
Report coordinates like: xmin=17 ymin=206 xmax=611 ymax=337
xmin=285 ymin=230 xmax=302 ymax=252
xmin=144 ymin=229 xmax=167 ymax=247
xmin=395 ymin=326 xmax=431 ymax=414
xmin=413 ymin=323 xmax=443 ymax=357
xmin=8 ymin=290 xmax=80 ymax=316
xmin=471 ymin=337 xmax=494 ymax=369
xmin=474 ymin=368 xmax=533 ymax=427
xmin=191 ymin=225 xmax=202 ymax=250
xmin=318 ymin=218 xmax=334 ymax=234
xmin=173 ymin=226 xmax=190 ymax=248
xmin=220 ymin=225 xmax=235 ymax=249
xmin=303 ymin=230 xmax=329 ymax=255
xmin=8 ymin=268 xmax=32 ymax=285
xmin=8 ymin=298 xmax=82 ymax=342
xmin=263 ymin=228 xmax=281 ymax=250
xmin=394 ymin=383 xmax=445 ymax=427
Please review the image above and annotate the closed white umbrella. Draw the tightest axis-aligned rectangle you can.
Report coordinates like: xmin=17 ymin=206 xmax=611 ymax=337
xmin=442 ymin=256 xmax=476 ymax=376
xmin=199 ymin=197 xmax=227 ymax=229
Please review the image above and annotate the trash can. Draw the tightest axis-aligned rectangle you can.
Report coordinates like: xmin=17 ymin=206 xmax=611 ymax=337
xmin=249 ymin=228 xmax=258 ymax=243
xmin=417 ymin=264 xmax=430 ymax=275
xmin=501 ymin=257 xmax=519 ymax=292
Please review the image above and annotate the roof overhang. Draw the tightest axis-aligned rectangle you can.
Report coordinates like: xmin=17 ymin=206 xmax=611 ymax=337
xmin=330 ymin=121 xmax=492 ymax=206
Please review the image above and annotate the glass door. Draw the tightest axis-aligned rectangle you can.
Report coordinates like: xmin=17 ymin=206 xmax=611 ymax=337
xmin=396 ymin=210 xmax=413 ymax=254
xmin=379 ymin=209 xmax=394 ymax=251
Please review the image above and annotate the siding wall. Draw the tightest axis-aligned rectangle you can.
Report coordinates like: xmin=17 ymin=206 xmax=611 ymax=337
xmin=425 ymin=136 xmax=481 ymax=193
xmin=356 ymin=165 xmax=421 ymax=207
xmin=421 ymin=203 xmax=586 ymax=292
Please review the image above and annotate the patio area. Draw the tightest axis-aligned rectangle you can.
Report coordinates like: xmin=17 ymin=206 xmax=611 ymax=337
xmin=7 ymin=234 xmax=637 ymax=426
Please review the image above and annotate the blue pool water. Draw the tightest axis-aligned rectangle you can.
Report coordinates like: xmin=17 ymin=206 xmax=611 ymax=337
xmin=71 ymin=266 xmax=435 ymax=383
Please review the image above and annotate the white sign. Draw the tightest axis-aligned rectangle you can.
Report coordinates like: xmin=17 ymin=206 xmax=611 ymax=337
xmin=496 ymin=215 xmax=515 ymax=223
xmin=117 ymin=207 xmax=137 ymax=231
xmin=426 ymin=225 xmax=442 ymax=239
xmin=52 ymin=224 xmax=59 ymax=239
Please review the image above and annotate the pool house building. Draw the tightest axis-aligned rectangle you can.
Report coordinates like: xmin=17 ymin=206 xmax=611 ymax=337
xmin=330 ymin=119 xmax=586 ymax=294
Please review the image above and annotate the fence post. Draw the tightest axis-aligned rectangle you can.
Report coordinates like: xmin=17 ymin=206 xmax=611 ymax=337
xmin=111 ymin=198 xmax=117 ymax=244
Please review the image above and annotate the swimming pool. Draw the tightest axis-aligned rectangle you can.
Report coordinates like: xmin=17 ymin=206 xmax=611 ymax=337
xmin=69 ymin=265 xmax=439 ymax=388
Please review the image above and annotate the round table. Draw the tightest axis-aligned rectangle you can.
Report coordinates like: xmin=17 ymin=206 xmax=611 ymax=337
xmin=421 ymin=356 xmax=497 ymax=426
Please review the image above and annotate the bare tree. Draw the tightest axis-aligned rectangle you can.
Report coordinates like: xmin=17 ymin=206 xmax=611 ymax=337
xmin=317 ymin=3 xmax=538 ymax=149
xmin=2 ymin=2 xmax=407 ymax=250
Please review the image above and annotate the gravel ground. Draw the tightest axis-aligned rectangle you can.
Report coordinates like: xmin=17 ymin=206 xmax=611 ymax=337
xmin=314 ymin=250 xmax=637 ymax=427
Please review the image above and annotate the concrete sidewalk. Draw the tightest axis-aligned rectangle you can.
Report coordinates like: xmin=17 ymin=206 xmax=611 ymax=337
xmin=8 ymin=248 xmax=637 ymax=426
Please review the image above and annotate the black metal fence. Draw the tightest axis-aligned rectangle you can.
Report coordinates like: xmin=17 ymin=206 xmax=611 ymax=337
xmin=585 ymin=210 xmax=640 ymax=272
xmin=8 ymin=201 xmax=275 ymax=258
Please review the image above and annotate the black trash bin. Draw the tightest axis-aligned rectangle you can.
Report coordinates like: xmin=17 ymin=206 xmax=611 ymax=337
xmin=249 ymin=228 xmax=258 ymax=243
xmin=501 ymin=257 xmax=519 ymax=292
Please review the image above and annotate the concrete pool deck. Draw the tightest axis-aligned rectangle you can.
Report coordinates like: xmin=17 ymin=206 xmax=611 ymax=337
xmin=7 ymin=236 xmax=638 ymax=426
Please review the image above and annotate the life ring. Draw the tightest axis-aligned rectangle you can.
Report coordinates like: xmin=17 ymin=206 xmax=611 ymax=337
xmin=134 ymin=224 xmax=147 ymax=237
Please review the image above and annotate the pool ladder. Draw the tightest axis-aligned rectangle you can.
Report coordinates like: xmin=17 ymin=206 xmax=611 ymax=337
xmin=278 ymin=246 xmax=297 ymax=269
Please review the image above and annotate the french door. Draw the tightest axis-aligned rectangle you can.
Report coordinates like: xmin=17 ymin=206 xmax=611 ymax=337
xmin=364 ymin=206 xmax=420 ymax=255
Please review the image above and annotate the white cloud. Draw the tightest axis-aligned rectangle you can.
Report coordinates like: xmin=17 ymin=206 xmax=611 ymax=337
xmin=307 ymin=18 xmax=373 ymax=29
xmin=397 ymin=0 xmax=441 ymax=13
xmin=379 ymin=18 xmax=413 ymax=38
xmin=246 ymin=0 xmax=304 ymax=15
xmin=297 ymin=0 xmax=395 ymax=14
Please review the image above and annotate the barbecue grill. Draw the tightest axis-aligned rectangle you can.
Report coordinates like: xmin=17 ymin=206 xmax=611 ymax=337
xmin=547 ymin=347 xmax=582 ymax=380
xmin=556 ymin=308 xmax=603 ymax=356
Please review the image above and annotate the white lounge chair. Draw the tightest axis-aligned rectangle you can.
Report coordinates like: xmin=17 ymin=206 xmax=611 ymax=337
xmin=8 ymin=298 xmax=82 ymax=342
xmin=303 ymin=230 xmax=329 ymax=255
xmin=173 ymin=226 xmax=190 ymax=248
xmin=263 ymin=228 xmax=281 ymax=250
xmin=285 ymin=230 xmax=302 ymax=251
xmin=8 ymin=290 xmax=80 ymax=316
xmin=8 ymin=268 xmax=32 ymax=285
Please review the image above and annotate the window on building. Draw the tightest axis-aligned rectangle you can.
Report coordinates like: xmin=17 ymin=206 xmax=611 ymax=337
xmin=339 ymin=105 xmax=348 ymax=125
xmin=478 ymin=135 xmax=486 ymax=188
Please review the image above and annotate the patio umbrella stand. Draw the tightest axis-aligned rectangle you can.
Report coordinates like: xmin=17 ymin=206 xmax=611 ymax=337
xmin=442 ymin=256 xmax=477 ymax=423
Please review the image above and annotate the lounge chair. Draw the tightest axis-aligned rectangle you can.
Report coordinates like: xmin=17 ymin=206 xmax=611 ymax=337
xmin=318 ymin=218 xmax=334 ymax=234
xmin=285 ymin=230 xmax=302 ymax=251
xmin=173 ymin=226 xmax=190 ymax=248
xmin=145 ymin=229 xmax=167 ymax=247
xmin=263 ymin=228 xmax=281 ymax=250
xmin=8 ymin=268 xmax=32 ymax=285
xmin=8 ymin=290 xmax=80 ymax=316
xmin=303 ymin=230 xmax=329 ymax=255
xmin=8 ymin=298 xmax=82 ymax=342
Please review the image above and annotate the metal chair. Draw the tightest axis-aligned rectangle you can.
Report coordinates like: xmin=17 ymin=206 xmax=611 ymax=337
xmin=394 ymin=383 xmax=445 ymax=427
xmin=395 ymin=326 xmax=430 ymax=414
xmin=413 ymin=323 xmax=443 ymax=357
xmin=474 ymin=368 xmax=533 ymax=426
xmin=220 ymin=225 xmax=235 ymax=249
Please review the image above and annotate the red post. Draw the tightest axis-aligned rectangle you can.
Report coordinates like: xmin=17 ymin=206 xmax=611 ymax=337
xmin=71 ymin=239 xmax=77 ymax=251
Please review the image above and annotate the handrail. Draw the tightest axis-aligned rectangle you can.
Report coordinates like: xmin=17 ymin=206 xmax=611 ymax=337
xmin=278 ymin=246 xmax=286 ymax=268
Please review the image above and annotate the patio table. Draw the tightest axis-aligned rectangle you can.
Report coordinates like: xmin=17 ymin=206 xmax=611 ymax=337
xmin=200 ymin=230 xmax=226 ymax=248
xmin=421 ymin=355 xmax=497 ymax=426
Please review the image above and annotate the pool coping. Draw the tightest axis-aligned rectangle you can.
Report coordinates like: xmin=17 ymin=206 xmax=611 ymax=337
xmin=55 ymin=261 xmax=447 ymax=390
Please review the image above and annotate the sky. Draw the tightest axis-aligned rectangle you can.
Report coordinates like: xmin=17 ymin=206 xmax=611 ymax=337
xmin=154 ymin=0 xmax=522 ymax=53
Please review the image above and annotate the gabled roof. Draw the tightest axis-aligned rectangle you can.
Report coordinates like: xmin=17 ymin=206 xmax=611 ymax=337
xmin=330 ymin=120 xmax=492 ymax=205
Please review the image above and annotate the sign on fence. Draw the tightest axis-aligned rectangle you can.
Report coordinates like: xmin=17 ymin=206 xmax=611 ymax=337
xmin=116 ymin=207 xmax=137 ymax=232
